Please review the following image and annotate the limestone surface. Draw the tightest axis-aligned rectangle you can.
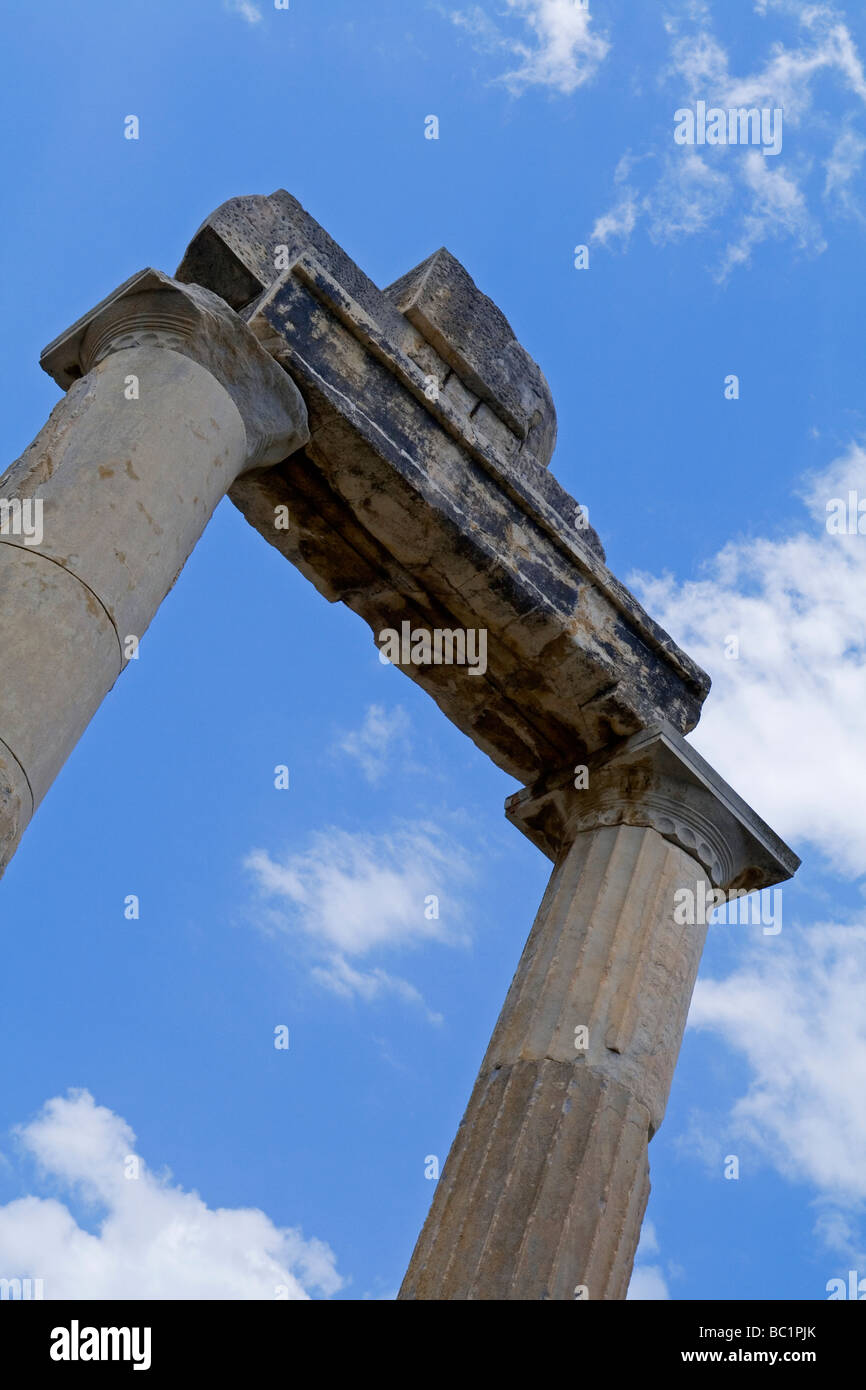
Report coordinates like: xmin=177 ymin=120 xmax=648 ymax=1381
xmin=178 ymin=191 xmax=711 ymax=788
xmin=400 ymin=728 xmax=799 ymax=1301
xmin=0 ymin=272 xmax=308 ymax=877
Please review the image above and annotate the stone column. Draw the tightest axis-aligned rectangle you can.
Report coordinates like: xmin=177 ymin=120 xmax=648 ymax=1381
xmin=399 ymin=725 xmax=797 ymax=1301
xmin=0 ymin=269 xmax=308 ymax=878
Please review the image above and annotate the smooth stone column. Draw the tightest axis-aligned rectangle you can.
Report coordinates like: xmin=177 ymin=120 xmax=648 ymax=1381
xmin=399 ymin=724 xmax=799 ymax=1301
xmin=0 ymin=269 xmax=309 ymax=878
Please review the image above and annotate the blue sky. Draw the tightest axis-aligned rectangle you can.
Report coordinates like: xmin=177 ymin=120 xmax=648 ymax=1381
xmin=1 ymin=0 xmax=865 ymax=1300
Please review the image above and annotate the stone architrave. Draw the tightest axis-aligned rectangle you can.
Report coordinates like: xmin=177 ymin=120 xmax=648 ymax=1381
xmin=176 ymin=191 xmax=710 ymax=783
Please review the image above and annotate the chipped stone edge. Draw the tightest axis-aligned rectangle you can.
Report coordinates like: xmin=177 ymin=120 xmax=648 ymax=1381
xmin=40 ymin=268 xmax=310 ymax=470
xmin=506 ymin=721 xmax=801 ymax=890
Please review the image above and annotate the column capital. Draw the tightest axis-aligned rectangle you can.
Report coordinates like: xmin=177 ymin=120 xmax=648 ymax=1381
xmin=505 ymin=723 xmax=800 ymax=892
xmin=39 ymin=268 xmax=309 ymax=470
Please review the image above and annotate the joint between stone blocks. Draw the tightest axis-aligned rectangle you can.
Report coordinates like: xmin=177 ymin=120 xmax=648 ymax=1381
xmin=505 ymin=721 xmax=800 ymax=892
xmin=40 ymin=268 xmax=310 ymax=472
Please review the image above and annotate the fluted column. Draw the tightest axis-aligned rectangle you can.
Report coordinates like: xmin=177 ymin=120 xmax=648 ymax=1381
xmin=0 ymin=269 xmax=308 ymax=877
xmin=399 ymin=724 xmax=798 ymax=1300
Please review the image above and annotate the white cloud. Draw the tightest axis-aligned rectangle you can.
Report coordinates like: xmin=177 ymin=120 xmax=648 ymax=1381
xmin=594 ymin=1 xmax=866 ymax=275
xmin=627 ymin=1221 xmax=672 ymax=1299
xmin=309 ymin=953 xmax=435 ymax=1013
xmin=714 ymin=6 xmax=866 ymax=119
xmin=225 ymin=0 xmax=263 ymax=24
xmin=676 ymin=1 xmax=866 ymax=120
xmin=0 ymin=1091 xmax=341 ymax=1299
xmin=645 ymin=151 xmax=733 ymax=245
xmin=334 ymin=704 xmax=411 ymax=784
xmin=594 ymin=149 xmax=735 ymax=248
xmin=632 ymin=443 xmax=866 ymax=879
xmin=637 ymin=1219 xmax=660 ymax=1257
xmin=688 ymin=923 xmax=866 ymax=1235
xmin=627 ymin=1265 xmax=671 ymax=1299
xmin=592 ymin=195 xmax=638 ymax=246
xmin=450 ymin=0 xmax=610 ymax=95
xmin=716 ymin=150 xmax=824 ymax=277
xmin=824 ymin=126 xmax=866 ymax=214
xmin=632 ymin=441 xmax=866 ymax=1260
xmin=245 ymin=824 xmax=473 ymax=1017
xmin=814 ymin=1206 xmax=864 ymax=1265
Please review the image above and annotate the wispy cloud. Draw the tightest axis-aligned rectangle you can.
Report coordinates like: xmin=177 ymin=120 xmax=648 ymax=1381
xmin=449 ymin=0 xmax=610 ymax=95
xmin=632 ymin=443 xmax=866 ymax=878
xmin=717 ymin=148 xmax=824 ymax=277
xmin=245 ymin=824 xmax=473 ymax=1019
xmin=592 ymin=192 xmax=639 ymax=246
xmin=334 ymin=704 xmax=411 ymax=784
xmin=824 ymin=124 xmax=866 ymax=216
xmin=632 ymin=442 xmax=866 ymax=1266
xmin=627 ymin=1222 xmax=672 ymax=1299
xmin=225 ymin=0 xmax=263 ymax=25
xmin=0 ymin=1090 xmax=341 ymax=1298
xmin=688 ymin=922 xmax=866 ymax=1262
xmin=593 ymin=1 xmax=866 ymax=277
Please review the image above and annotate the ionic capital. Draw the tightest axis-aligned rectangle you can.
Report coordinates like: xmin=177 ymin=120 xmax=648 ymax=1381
xmin=506 ymin=723 xmax=799 ymax=892
xmin=40 ymin=268 xmax=309 ymax=470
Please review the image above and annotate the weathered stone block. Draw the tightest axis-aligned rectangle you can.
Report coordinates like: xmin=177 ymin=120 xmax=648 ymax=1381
xmin=177 ymin=191 xmax=712 ymax=789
